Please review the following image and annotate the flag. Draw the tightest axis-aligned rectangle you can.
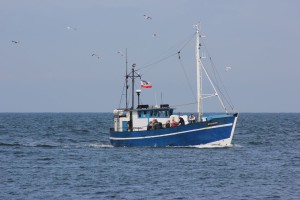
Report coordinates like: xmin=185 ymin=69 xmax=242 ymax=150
xmin=140 ymin=80 xmax=152 ymax=88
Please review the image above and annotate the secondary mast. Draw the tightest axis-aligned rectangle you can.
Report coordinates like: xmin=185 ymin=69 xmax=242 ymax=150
xmin=195 ymin=24 xmax=202 ymax=122
xmin=128 ymin=63 xmax=140 ymax=131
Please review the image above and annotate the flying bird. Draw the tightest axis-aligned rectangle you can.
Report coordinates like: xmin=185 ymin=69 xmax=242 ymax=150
xmin=92 ymin=54 xmax=100 ymax=59
xmin=153 ymin=33 xmax=157 ymax=37
xmin=66 ymin=26 xmax=77 ymax=31
xmin=12 ymin=40 xmax=20 ymax=44
xmin=225 ymin=66 xmax=232 ymax=72
xmin=117 ymin=51 xmax=124 ymax=56
xmin=143 ymin=14 xmax=152 ymax=20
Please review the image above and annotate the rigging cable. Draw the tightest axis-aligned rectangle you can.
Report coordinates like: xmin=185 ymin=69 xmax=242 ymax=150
xmin=178 ymin=55 xmax=197 ymax=101
xmin=137 ymin=33 xmax=196 ymax=72
xmin=178 ymin=32 xmax=196 ymax=52
xmin=137 ymin=52 xmax=178 ymax=71
xmin=136 ymin=33 xmax=198 ymax=109
xmin=171 ymin=101 xmax=197 ymax=108
xmin=118 ymin=79 xmax=127 ymax=108
xmin=202 ymin=40 xmax=236 ymax=112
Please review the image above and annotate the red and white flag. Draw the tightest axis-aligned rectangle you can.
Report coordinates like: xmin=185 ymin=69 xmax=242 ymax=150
xmin=140 ymin=80 xmax=152 ymax=88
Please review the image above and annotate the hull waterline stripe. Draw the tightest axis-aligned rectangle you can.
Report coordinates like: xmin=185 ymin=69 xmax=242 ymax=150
xmin=110 ymin=123 xmax=233 ymax=140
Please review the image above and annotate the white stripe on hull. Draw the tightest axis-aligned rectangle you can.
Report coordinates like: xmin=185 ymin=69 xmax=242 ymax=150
xmin=110 ymin=123 xmax=233 ymax=141
xmin=229 ymin=115 xmax=238 ymax=144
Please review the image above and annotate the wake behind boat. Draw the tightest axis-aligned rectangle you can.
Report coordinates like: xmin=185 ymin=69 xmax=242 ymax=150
xmin=110 ymin=24 xmax=238 ymax=147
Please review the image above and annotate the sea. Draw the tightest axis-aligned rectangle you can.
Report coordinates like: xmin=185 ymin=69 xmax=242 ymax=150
xmin=0 ymin=113 xmax=299 ymax=200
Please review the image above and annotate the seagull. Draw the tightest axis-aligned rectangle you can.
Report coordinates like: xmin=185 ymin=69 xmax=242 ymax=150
xmin=143 ymin=14 xmax=152 ymax=20
xmin=225 ymin=66 xmax=232 ymax=72
xmin=12 ymin=40 xmax=20 ymax=44
xmin=92 ymin=54 xmax=100 ymax=59
xmin=117 ymin=51 xmax=124 ymax=56
xmin=66 ymin=26 xmax=77 ymax=31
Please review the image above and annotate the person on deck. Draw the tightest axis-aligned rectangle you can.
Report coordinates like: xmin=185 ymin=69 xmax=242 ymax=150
xmin=165 ymin=120 xmax=170 ymax=128
xmin=178 ymin=116 xmax=185 ymax=126
xmin=189 ymin=114 xmax=196 ymax=124
xmin=150 ymin=118 xmax=158 ymax=130
xmin=170 ymin=117 xmax=178 ymax=128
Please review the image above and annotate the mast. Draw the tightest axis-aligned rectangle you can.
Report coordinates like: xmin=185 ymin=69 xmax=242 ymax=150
xmin=125 ymin=48 xmax=128 ymax=110
xmin=195 ymin=25 xmax=202 ymax=122
xmin=131 ymin=64 xmax=136 ymax=110
xmin=128 ymin=63 xmax=140 ymax=131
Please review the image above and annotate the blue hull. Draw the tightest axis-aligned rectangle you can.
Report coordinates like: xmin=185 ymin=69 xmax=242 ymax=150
xmin=110 ymin=114 xmax=238 ymax=147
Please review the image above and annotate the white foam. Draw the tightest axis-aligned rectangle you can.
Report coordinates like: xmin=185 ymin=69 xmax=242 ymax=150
xmin=169 ymin=144 xmax=233 ymax=149
xmin=168 ymin=138 xmax=234 ymax=148
xmin=231 ymin=144 xmax=243 ymax=148
xmin=88 ymin=143 xmax=113 ymax=148
xmin=190 ymin=143 xmax=233 ymax=148
xmin=189 ymin=143 xmax=242 ymax=149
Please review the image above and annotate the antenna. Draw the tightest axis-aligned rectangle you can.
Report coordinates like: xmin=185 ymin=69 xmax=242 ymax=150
xmin=154 ymin=91 xmax=158 ymax=106
xmin=125 ymin=48 xmax=128 ymax=109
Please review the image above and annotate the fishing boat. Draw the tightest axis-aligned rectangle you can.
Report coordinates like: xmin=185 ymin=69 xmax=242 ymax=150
xmin=110 ymin=24 xmax=238 ymax=147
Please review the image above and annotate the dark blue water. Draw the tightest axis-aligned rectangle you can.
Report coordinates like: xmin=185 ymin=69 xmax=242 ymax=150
xmin=0 ymin=113 xmax=299 ymax=199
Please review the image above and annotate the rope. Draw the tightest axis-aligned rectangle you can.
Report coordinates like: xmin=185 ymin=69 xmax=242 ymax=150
xmin=118 ymin=79 xmax=127 ymax=108
xmin=178 ymin=33 xmax=195 ymax=52
xmin=137 ymin=33 xmax=196 ymax=72
xmin=178 ymin=58 xmax=197 ymax=101
xmin=137 ymin=52 xmax=178 ymax=71
xmin=171 ymin=101 xmax=197 ymax=107
xmin=202 ymin=40 xmax=236 ymax=112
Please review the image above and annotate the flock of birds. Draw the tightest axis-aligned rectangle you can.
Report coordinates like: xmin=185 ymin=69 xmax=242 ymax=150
xmin=89 ymin=14 xmax=155 ymax=61
xmin=143 ymin=15 xmax=158 ymax=38
xmin=10 ymin=14 xmax=156 ymax=61
xmin=10 ymin=14 xmax=232 ymax=72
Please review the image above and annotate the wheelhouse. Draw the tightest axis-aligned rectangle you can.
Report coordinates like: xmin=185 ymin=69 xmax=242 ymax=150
xmin=112 ymin=104 xmax=175 ymax=132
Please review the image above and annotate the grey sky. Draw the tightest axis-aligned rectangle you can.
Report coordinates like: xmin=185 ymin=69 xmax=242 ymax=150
xmin=1 ymin=0 xmax=299 ymax=112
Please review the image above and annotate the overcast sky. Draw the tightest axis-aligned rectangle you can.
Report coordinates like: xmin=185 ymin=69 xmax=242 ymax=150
xmin=1 ymin=0 xmax=299 ymax=113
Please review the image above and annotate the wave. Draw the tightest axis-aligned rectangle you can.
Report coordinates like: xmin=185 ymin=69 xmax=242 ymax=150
xmin=87 ymin=143 xmax=113 ymax=148
xmin=34 ymin=144 xmax=57 ymax=148
xmin=168 ymin=143 xmax=243 ymax=149
xmin=248 ymin=141 xmax=264 ymax=145
xmin=0 ymin=142 xmax=21 ymax=147
xmin=1 ymin=141 xmax=241 ymax=149
xmin=192 ymin=144 xmax=233 ymax=148
xmin=170 ymin=144 xmax=232 ymax=149
xmin=232 ymin=144 xmax=243 ymax=148
xmin=191 ymin=143 xmax=243 ymax=149
xmin=0 ymin=141 xmax=114 ymax=149
xmin=0 ymin=142 xmax=58 ymax=148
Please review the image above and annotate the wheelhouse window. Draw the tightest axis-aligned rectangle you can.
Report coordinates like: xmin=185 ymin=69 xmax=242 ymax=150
xmin=153 ymin=110 xmax=158 ymax=117
xmin=138 ymin=109 xmax=173 ymax=118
